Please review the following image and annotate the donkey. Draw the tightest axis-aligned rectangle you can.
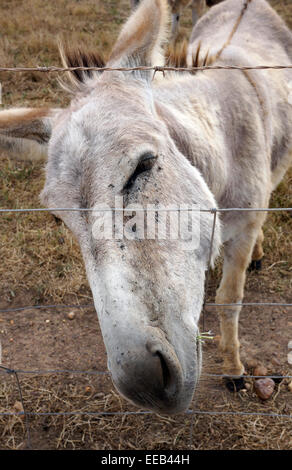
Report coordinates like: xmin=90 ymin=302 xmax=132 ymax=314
xmin=168 ymin=0 xmax=206 ymax=39
xmin=131 ymin=1 xmax=223 ymax=40
xmin=0 ymin=0 xmax=292 ymax=414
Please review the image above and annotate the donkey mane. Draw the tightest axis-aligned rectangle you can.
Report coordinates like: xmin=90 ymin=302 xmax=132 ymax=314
xmin=58 ymin=44 xmax=107 ymax=92
xmin=165 ymin=41 xmax=188 ymax=68
xmin=58 ymin=0 xmax=252 ymax=93
xmin=59 ymin=40 xmax=212 ymax=89
xmin=166 ymin=0 xmax=252 ymax=70
xmin=165 ymin=41 xmax=213 ymax=70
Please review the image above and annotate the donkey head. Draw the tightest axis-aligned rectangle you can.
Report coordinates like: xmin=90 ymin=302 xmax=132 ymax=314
xmin=0 ymin=0 xmax=220 ymax=414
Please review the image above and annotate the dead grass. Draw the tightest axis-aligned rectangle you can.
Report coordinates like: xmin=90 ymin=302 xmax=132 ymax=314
xmin=0 ymin=372 xmax=291 ymax=450
xmin=0 ymin=0 xmax=291 ymax=451
xmin=0 ymin=157 xmax=88 ymax=305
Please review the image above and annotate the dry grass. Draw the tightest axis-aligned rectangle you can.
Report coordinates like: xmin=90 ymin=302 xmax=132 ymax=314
xmin=0 ymin=0 xmax=291 ymax=451
xmin=0 ymin=372 xmax=291 ymax=450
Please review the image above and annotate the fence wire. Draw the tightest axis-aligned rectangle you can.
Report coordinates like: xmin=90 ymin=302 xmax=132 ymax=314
xmin=0 ymin=207 xmax=291 ymax=213
xmin=0 ymin=205 xmax=291 ymax=449
xmin=1 ymin=64 xmax=292 ymax=74
xmin=0 ymin=61 xmax=292 ymax=449
xmin=1 ymin=366 xmax=291 ymax=380
xmin=0 ymin=360 xmax=291 ymax=452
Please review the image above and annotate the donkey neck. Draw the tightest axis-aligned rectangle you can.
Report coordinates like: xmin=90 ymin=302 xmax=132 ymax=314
xmin=153 ymin=73 xmax=229 ymax=201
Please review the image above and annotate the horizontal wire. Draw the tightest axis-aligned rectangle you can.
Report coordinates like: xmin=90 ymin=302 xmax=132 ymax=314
xmin=1 ymin=302 xmax=291 ymax=314
xmin=0 ymin=368 xmax=109 ymax=376
xmin=1 ymin=364 xmax=291 ymax=420
xmin=1 ymin=365 xmax=291 ymax=380
xmin=186 ymin=410 xmax=292 ymax=419
xmin=0 ymin=371 xmax=291 ymax=380
xmin=1 ymin=64 xmax=292 ymax=74
xmin=0 ymin=207 xmax=291 ymax=213
xmin=203 ymin=374 xmax=292 ymax=379
xmin=0 ymin=304 xmax=94 ymax=313
xmin=0 ymin=410 xmax=291 ymax=419
xmin=206 ymin=302 xmax=292 ymax=307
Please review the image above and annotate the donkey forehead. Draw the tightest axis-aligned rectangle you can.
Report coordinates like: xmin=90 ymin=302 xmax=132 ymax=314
xmin=45 ymin=80 xmax=168 ymax=210
xmin=52 ymin=79 xmax=163 ymax=153
xmin=70 ymin=77 xmax=155 ymax=124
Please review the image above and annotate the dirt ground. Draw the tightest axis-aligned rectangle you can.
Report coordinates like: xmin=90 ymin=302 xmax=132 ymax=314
xmin=0 ymin=0 xmax=292 ymax=450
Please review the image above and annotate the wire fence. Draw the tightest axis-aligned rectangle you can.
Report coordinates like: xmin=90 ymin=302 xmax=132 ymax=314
xmin=0 ymin=62 xmax=292 ymax=449
xmin=1 ymin=361 xmax=292 ymax=452
xmin=0 ymin=205 xmax=291 ymax=449
xmin=1 ymin=64 xmax=292 ymax=74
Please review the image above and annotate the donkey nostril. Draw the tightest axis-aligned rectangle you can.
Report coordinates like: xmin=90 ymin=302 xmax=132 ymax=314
xmin=156 ymin=351 xmax=171 ymax=390
xmin=146 ymin=336 xmax=183 ymax=398
xmin=147 ymin=342 xmax=173 ymax=391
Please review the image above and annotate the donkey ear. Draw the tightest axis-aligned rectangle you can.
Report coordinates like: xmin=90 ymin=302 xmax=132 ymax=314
xmin=0 ymin=108 xmax=57 ymax=160
xmin=0 ymin=108 xmax=56 ymax=144
xmin=108 ymin=0 xmax=169 ymax=73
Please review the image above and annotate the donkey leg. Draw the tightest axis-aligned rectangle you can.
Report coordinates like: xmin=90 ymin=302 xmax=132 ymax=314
xmin=216 ymin=226 xmax=262 ymax=378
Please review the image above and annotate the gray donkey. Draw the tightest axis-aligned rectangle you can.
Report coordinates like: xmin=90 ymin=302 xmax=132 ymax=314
xmin=0 ymin=0 xmax=291 ymax=414
xmin=131 ymin=0 xmax=223 ymax=40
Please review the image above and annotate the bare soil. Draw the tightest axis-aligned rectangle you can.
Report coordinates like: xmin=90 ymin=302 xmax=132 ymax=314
xmin=0 ymin=0 xmax=291 ymax=450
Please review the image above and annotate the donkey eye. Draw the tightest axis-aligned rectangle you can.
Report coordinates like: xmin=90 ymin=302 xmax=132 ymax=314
xmin=123 ymin=153 xmax=157 ymax=191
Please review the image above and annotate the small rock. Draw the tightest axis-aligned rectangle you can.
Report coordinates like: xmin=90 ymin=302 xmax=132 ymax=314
xmin=13 ymin=401 xmax=24 ymax=413
xmin=254 ymin=378 xmax=275 ymax=400
xmin=288 ymin=381 xmax=292 ymax=392
xmin=246 ymin=359 xmax=258 ymax=370
xmin=13 ymin=401 xmax=24 ymax=419
xmin=253 ymin=365 xmax=268 ymax=377
xmin=67 ymin=311 xmax=75 ymax=320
